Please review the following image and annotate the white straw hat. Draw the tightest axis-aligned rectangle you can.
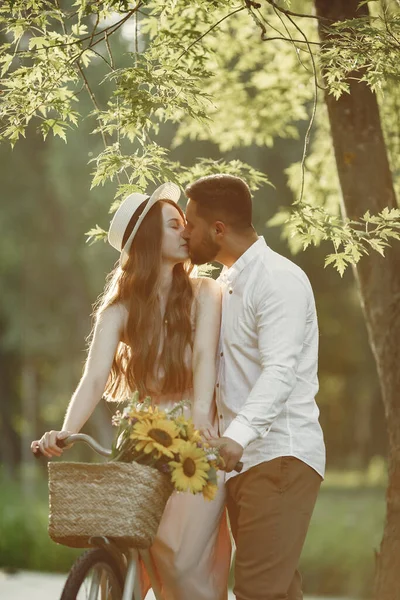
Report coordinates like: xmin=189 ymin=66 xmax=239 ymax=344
xmin=108 ymin=182 xmax=181 ymax=267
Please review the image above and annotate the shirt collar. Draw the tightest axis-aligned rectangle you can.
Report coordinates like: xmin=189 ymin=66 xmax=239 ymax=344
xmin=218 ymin=236 xmax=267 ymax=286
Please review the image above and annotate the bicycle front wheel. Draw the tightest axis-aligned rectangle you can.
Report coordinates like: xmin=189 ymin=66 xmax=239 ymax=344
xmin=60 ymin=548 xmax=124 ymax=600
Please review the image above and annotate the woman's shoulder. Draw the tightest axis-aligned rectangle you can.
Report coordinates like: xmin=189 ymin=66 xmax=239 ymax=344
xmin=98 ymin=302 xmax=128 ymax=328
xmin=190 ymin=276 xmax=221 ymax=300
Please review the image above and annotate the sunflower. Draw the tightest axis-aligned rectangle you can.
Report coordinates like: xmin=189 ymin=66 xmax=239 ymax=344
xmin=126 ymin=403 xmax=165 ymax=422
xmin=174 ymin=415 xmax=202 ymax=443
xmin=202 ymin=481 xmax=218 ymax=501
xmin=186 ymin=420 xmax=202 ymax=443
xmin=131 ymin=418 xmax=182 ymax=458
xmin=170 ymin=441 xmax=210 ymax=494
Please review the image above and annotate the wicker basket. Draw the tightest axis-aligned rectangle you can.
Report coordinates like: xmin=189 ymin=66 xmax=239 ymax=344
xmin=48 ymin=461 xmax=173 ymax=549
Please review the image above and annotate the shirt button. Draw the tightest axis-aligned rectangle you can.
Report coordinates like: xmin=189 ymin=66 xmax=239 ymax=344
xmin=219 ymin=414 xmax=223 ymax=419
xmin=228 ymin=288 xmax=233 ymax=294
xmin=216 ymin=383 xmax=219 ymax=388
xmin=220 ymin=352 xmax=224 ymax=357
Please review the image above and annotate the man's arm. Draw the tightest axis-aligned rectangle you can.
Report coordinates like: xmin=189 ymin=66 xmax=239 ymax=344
xmin=223 ymin=269 xmax=310 ymax=452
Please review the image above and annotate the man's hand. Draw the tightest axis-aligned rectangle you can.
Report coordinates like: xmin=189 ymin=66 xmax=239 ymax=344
xmin=209 ymin=436 xmax=244 ymax=473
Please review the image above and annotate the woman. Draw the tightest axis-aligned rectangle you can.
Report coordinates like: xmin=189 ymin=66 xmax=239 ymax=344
xmin=31 ymin=182 xmax=231 ymax=600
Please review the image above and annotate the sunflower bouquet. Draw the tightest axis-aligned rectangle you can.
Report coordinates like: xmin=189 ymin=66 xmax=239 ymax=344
xmin=110 ymin=392 xmax=222 ymax=501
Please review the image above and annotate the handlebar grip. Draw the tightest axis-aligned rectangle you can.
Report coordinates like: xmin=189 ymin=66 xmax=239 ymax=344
xmin=33 ymin=448 xmax=41 ymax=459
xmin=32 ymin=436 xmax=68 ymax=459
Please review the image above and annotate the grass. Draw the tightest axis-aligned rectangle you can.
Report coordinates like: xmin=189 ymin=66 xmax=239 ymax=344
xmin=301 ymin=487 xmax=385 ymax=598
xmin=0 ymin=476 xmax=80 ymax=573
xmin=0 ymin=470 xmax=386 ymax=598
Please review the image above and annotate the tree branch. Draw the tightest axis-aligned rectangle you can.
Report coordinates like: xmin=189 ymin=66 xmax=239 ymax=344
xmin=104 ymin=31 xmax=115 ymax=69
xmin=90 ymin=47 xmax=113 ymax=70
xmin=76 ymin=61 xmax=107 ymax=147
xmin=135 ymin=11 xmax=139 ymax=54
xmin=76 ymin=60 xmax=124 ymax=185
xmin=265 ymin=0 xmax=334 ymax=22
xmin=177 ymin=6 xmax=246 ymax=60
xmin=261 ymin=34 xmax=320 ymax=44
xmin=15 ymin=7 xmax=140 ymax=54
xmin=269 ymin=6 xmax=324 ymax=88
xmin=273 ymin=6 xmax=319 ymax=204
xmin=89 ymin=12 xmax=100 ymax=49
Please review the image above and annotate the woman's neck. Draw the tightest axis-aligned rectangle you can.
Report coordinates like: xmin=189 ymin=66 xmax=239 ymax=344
xmin=158 ymin=263 xmax=174 ymax=299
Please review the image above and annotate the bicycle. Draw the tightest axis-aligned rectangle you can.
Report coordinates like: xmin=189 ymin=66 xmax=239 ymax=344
xmin=36 ymin=433 xmax=164 ymax=600
xmin=36 ymin=432 xmax=243 ymax=600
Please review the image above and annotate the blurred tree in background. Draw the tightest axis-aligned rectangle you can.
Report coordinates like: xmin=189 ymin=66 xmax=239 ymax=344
xmin=1 ymin=0 xmax=400 ymax=596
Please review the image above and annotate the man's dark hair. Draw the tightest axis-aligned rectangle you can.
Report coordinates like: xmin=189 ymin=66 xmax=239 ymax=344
xmin=185 ymin=174 xmax=253 ymax=230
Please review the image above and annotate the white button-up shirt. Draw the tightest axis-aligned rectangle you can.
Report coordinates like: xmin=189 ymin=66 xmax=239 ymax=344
xmin=216 ymin=237 xmax=325 ymax=480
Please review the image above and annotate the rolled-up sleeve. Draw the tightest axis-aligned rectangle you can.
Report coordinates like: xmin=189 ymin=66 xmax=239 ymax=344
xmin=223 ymin=270 xmax=309 ymax=449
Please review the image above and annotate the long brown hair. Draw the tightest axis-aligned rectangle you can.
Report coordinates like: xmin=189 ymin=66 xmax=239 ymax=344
xmin=94 ymin=199 xmax=194 ymax=401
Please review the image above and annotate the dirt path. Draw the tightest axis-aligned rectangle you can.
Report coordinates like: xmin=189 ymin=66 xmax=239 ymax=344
xmin=0 ymin=570 xmax=342 ymax=600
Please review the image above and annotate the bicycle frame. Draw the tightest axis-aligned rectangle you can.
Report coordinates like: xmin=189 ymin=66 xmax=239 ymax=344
xmin=87 ymin=536 xmax=163 ymax=600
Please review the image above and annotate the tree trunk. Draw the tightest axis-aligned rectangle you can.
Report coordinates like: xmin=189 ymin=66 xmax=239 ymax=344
xmin=314 ymin=1 xmax=400 ymax=598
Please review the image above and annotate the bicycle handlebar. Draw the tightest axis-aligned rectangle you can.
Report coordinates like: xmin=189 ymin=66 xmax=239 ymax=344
xmin=33 ymin=433 xmax=112 ymax=458
xmin=33 ymin=433 xmax=243 ymax=472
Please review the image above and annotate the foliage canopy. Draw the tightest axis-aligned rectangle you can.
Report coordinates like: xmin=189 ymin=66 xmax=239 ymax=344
xmin=1 ymin=0 xmax=400 ymax=274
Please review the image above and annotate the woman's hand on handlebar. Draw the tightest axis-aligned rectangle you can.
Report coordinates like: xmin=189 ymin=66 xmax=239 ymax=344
xmin=31 ymin=430 xmax=72 ymax=458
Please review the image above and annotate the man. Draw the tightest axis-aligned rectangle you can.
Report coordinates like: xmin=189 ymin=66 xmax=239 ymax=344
xmin=182 ymin=174 xmax=325 ymax=600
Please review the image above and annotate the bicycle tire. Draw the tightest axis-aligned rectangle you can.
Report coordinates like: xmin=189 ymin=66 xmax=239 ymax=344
xmin=60 ymin=548 xmax=125 ymax=600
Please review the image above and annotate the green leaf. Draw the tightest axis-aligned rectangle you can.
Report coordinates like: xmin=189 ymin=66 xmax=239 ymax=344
xmin=381 ymin=207 xmax=400 ymax=220
xmin=324 ymin=253 xmax=338 ymax=268
xmin=348 ymin=243 xmax=363 ymax=263
xmin=28 ymin=37 xmax=48 ymax=50
xmin=367 ymin=238 xmax=386 ymax=256
xmin=85 ymin=225 xmax=108 ymax=245
xmin=52 ymin=123 xmax=67 ymax=142
xmin=334 ymin=254 xmax=349 ymax=277
xmin=0 ymin=54 xmax=13 ymax=76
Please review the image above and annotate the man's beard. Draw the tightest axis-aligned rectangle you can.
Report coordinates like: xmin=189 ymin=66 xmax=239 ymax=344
xmin=189 ymin=233 xmax=221 ymax=265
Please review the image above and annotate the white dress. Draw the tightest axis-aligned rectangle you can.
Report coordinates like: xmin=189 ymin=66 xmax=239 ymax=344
xmin=139 ymin=281 xmax=231 ymax=600
xmin=140 ymin=391 xmax=231 ymax=600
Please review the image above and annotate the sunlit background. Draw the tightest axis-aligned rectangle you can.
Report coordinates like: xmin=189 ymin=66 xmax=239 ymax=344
xmin=0 ymin=7 xmax=388 ymax=600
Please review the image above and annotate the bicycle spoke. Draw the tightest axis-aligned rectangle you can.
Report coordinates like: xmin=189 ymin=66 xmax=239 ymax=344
xmin=88 ymin=568 xmax=102 ymax=600
xmin=72 ymin=564 xmax=121 ymax=600
xmin=61 ymin=549 xmax=124 ymax=600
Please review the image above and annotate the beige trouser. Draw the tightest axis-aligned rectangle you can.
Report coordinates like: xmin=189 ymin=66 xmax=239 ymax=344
xmin=226 ymin=457 xmax=322 ymax=600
